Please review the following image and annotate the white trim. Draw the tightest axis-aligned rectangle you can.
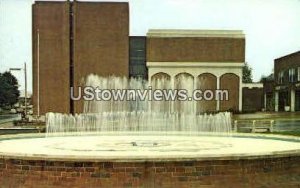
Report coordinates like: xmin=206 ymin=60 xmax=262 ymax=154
xmin=291 ymin=89 xmax=295 ymax=112
xmin=289 ymin=68 xmax=296 ymax=82
xmin=275 ymin=91 xmax=279 ymax=112
xmin=242 ymin=83 xmax=263 ymax=89
xmin=148 ymin=61 xmax=244 ymax=112
xmin=239 ymin=69 xmax=243 ymax=111
xmin=147 ymin=62 xmax=245 ymax=68
xmin=216 ymin=76 xmax=220 ymax=111
xmin=147 ymin=29 xmax=245 ymax=39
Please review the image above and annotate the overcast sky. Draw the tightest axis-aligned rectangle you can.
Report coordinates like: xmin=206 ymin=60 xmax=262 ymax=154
xmin=0 ymin=0 xmax=300 ymax=92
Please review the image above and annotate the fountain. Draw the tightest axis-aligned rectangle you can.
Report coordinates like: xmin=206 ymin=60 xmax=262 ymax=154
xmin=46 ymin=75 xmax=232 ymax=136
xmin=0 ymin=75 xmax=300 ymax=187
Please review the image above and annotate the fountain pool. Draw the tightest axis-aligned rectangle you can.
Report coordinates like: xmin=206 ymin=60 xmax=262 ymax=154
xmin=1 ymin=75 xmax=300 ymax=187
xmin=0 ymin=132 xmax=300 ymax=187
xmin=0 ymin=133 xmax=300 ymax=159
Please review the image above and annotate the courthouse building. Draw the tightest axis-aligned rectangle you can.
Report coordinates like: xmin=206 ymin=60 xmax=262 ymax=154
xmin=32 ymin=1 xmax=245 ymax=115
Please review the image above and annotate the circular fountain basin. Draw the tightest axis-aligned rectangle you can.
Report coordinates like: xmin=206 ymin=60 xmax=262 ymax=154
xmin=0 ymin=132 xmax=300 ymax=160
xmin=0 ymin=132 xmax=300 ymax=187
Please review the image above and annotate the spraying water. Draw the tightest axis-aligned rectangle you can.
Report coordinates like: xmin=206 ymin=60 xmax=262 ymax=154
xmin=46 ymin=74 xmax=232 ymax=136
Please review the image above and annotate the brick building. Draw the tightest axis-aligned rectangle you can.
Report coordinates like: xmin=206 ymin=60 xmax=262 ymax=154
xmin=242 ymin=83 xmax=264 ymax=112
xmin=129 ymin=37 xmax=147 ymax=79
xmin=147 ymin=30 xmax=245 ymax=112
xmin=32 ymin=1 xmax=129 ymax=115
xmin=32 ymin=1 xmax=246 ymax=115
xmin=273 ymin=51 xmax=300 ymax=112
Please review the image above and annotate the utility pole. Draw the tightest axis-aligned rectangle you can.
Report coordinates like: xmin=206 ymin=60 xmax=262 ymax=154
xmin=24 ymin=62 xmax=27 ymax=118
xmin=37 ymin=29 xmax=40 ymax=117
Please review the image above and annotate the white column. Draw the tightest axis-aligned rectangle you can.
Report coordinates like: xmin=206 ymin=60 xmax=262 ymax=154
xmin=264 ymin=93 xmax=267 ymax=110
xmin=147 ymin=67 xmax=153 ymax=84
xmin=193 ymin=75 xmax=197 ymax=114
xmin=291 ymin=89 xmax=295 ymax=112
xmin=239 ymin=74 xmax=243 ymax=112
xmin=170 ymin=75 xmax=175 ymax=113
xmin=275 ymin=91 xmax=279 ymax=112
xmin=147 ymin=67 xmax=153 ymax=112
xmin=216 ymin=76 xmax=220 ymax=111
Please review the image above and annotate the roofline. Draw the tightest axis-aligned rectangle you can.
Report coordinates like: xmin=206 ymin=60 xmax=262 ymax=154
xmin=34 ymin=1 xmax=128 ymax=4
xmin=34 ymin=1 xmax=67 ymax=4
xmin=130 ymin=36 xmax=146 ymax=38
xmin=147 ymin=29 xmax=245 ymax=39
xmin=275 ymin=51 xmax=300 ymax=61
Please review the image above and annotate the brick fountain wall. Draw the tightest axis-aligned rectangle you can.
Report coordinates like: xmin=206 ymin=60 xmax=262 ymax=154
xmin=0 ymin=156 xmax=300 ymax=188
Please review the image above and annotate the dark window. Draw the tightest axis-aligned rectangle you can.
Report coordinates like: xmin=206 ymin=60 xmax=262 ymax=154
xmin=129 ymin=37 xmax=147 ymax=79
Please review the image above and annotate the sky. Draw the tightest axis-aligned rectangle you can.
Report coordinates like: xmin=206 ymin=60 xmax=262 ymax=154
xmin=0 ymin=0 xmax=300 ymax=92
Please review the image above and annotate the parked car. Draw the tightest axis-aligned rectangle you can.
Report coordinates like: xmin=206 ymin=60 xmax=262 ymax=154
xmin=10 ymin=109 xmax=17 ymax=114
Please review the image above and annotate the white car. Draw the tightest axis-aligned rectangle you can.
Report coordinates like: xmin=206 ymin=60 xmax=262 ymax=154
xmin=10 ymin=109 xmax=17 ymax=114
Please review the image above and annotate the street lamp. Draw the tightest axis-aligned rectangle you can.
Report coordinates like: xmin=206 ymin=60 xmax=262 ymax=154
xmin=37 ymin=29 xmax=40 ymax=118
xmin=9 ymin=62 xmax=28 ymax=119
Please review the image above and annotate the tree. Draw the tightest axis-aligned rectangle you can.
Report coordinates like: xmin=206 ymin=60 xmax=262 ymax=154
xmin=243 ymin=63 xmax=253 ymax=83
xmin=260 ymin=73 xmax=274 ymax=82
xmin=260 ymin=69 xmax=274 ymax=82
xmin=0 ymin=72 xmax=20 ymax=108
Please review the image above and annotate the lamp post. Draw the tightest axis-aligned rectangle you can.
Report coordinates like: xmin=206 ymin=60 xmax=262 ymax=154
xmin=37 ymin=29 xmax=40 ymax=118
xmin=9 ymin=62 xmax=27 ymax=119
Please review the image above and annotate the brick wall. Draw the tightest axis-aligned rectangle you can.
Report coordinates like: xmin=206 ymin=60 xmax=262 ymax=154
xmin=220 ymin=73 xmax=240 ymax=111
xmin=73 ymin=2 xmax=129 ymax=113
xmin=0 ymin=156 xmax=299 ymax=187
xmin=274 ymin=51 xmax=300 ymax=84
xmin=147 ymin=37 xmax=245 ymax=63
xmin=32 ymin=2 xmax=70 ymax=115
xmin=32 ymin=2 xmax=129 ymax=115
xmin=242 ymin=87 xmax=264 ymax=112
xmin=197 ymin=73 xmax=217 ymax=113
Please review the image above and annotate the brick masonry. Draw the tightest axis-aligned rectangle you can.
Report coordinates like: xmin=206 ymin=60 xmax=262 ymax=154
xmin=274 ymin=51 xmax=300 ymax=84
xmin=197 ymin=73 xmax=217 ymax=113
xmin=220 ymin=73 xmax=240 ymax=112
xmin=32 ymin=2 xmax=71 ymax=115
xmin=242 ymin=87 xmax=264 ymax=112
xmin=0 ymin=156 xmax=300 ymax=188
xmin=32 ymin=1 xmax=129 ymax=115
xmin=147 ymin=37 xmax=245 ymax=63
xmin=73 ymin=2 xmax=129 ymax=113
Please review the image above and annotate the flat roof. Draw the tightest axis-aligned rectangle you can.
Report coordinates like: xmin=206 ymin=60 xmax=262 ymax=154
xmin=34 ymin=1 xmax=128 ymax=4
xmin=147 ymin=29 xmax=245 ymax=38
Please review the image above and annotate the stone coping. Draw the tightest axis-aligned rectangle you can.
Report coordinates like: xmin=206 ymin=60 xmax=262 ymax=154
xmin=147 ymin=29 xmax=245 ymax=38
xmin=0 ymin=132 xmax=299 ymax=162
xmin=0 ymin=127 xmax=38 ymax=130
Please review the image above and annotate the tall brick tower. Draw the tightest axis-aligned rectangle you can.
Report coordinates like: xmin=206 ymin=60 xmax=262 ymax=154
xmin=32 ymin=1 xmax=129 ymax=115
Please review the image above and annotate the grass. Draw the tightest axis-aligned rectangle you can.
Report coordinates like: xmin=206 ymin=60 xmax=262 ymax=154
xmin=265 ymin=131 xmax=300 ymax=137
xmin=233 ymin=112 xmax=300 ymax=121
